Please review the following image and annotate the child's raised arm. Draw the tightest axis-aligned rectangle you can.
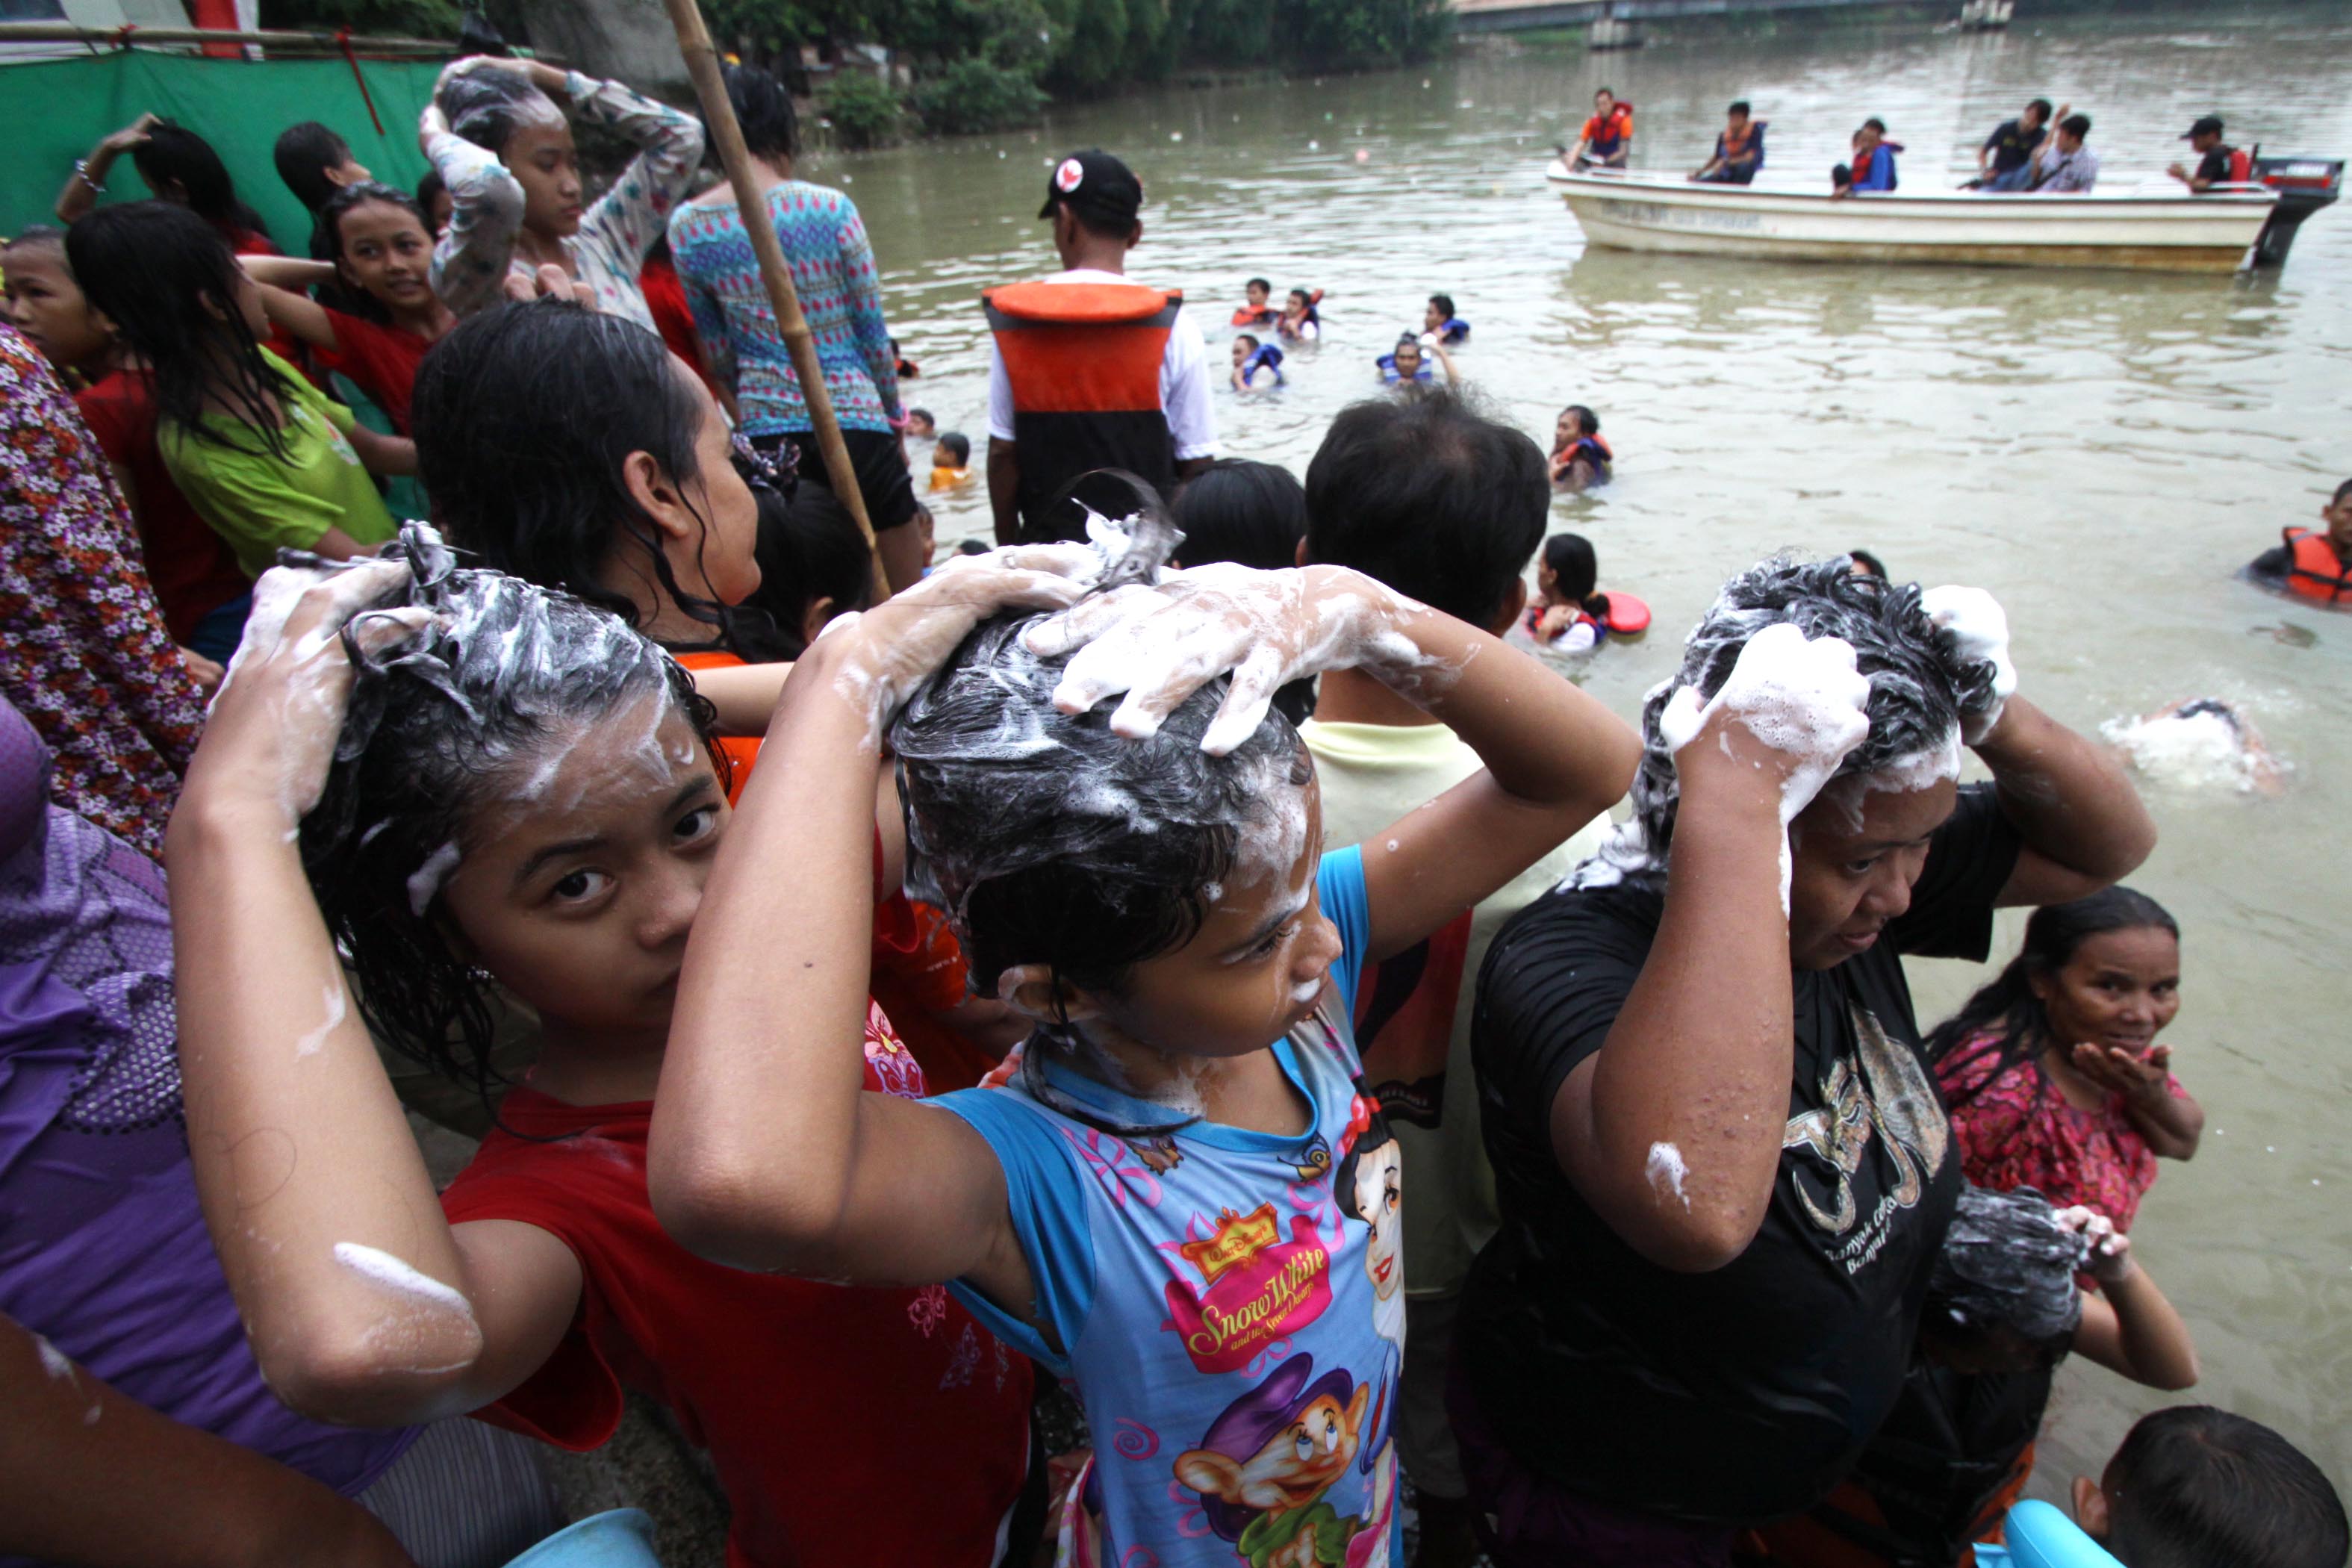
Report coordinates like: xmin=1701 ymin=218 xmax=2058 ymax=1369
xmin=1027 ymin=564 xmax=1643 ymax=963
xmin=169 ymin=564 xmax=583 ymax=1428
xmin=237 ymin=256 xmax=342 ymax=354
xmin=2063 ymin=1211 xmax=2200 ymax=1391
xmin=649 ymin=550 xmax=1094 ymax=1299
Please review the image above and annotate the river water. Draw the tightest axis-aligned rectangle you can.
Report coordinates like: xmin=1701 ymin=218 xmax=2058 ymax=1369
xmin=821 ymin=0 xmax=2352 ymax=1503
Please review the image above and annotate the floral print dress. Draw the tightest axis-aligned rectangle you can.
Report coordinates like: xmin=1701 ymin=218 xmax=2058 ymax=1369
xmin=1935 ymin=1029 xmax=2183 ymax=1232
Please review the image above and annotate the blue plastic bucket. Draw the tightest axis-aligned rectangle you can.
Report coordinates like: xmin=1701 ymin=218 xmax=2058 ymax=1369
xmin=2000 ymin=1499 xmax=2124 ymax=1568
xmin=500 ymin=1508 xmax=663 ymax=1568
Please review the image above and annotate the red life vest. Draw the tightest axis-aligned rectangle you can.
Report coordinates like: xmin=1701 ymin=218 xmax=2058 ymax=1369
xmin=2281 ymin=526 xmax=2352 ymax=605
xmin=1230 ymin=304 xmax=1277 ymax=328
xmin=2224 ymin=145 xmax=2253 ymax=184
xmin=1584 ymin=104 xmax=1634 ymax=156
xmin=983 ymin=280 xmax=1183 ymax=544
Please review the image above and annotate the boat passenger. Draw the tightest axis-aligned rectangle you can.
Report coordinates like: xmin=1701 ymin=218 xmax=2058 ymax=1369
xmin=1231 ymin=332 xmax=1285 ymax=391
xmin=1971 ymin=99 xmax=2053 ymax=191
xmin=1838 ymin=119 xmax=1900 ymax=196
xmin=2247 ymin=476 xmax=2352 ymax=606
xmin=1423 ymin=293 xmax=1470 ymax=345
xmin=1567 ymin=87 xmax=1634 ymax=170
xmin=1690 ymin=101 xmax=1767 ymax=185
xmin=2168 ymin=115 xmax=2252 ymax=193
xmin=1456 ymin=559 xmax=2155 ymax=1564
xmin=1549 ymin=403 xmax=1611 ymax=491
xmin=2028 ymin=115 xmax=2100 ymax=194
xmin=1278 ymin=286 xmax=1324 ymax=342
xmin=1378 ymin=335 xmax=1452 ymax=385
xmin=1231 ymin=276 xmax=1277 ymax=329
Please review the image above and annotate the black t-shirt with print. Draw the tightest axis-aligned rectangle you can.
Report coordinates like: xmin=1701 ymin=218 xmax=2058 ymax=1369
xmin=1984 ymin=118 xmax=2047 ymax=174
xmin=1458 ymin=785 xmax=2021 ymax=1526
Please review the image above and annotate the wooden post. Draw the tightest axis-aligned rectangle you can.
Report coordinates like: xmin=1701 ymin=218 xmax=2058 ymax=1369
xmin=658 ymin=0 xmax=892 ymax=603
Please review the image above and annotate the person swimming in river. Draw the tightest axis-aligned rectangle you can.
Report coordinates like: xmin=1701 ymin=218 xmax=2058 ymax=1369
xmin=1421 ymin=293 xmax=1469 ymax=346
xmin=2246 ymin=476 xmax=2352 ymax=607
xmin=930 ymin=430 xmax=972 ymax=489
xmin=1278 ymin=287 xmax=1323 ymax=342
xmin=1549 ymin=404 xmax=1611 ymax=490
xmin=641 ymin=495 xmax=1641 ymax=1568
xmin=1231 ymin=333 xmax=1285 ymax=391
xmin=1377 ymin=335 xmax=1452 ymax=385
xmin=1232 ymin=276 xmax=1277 ymax=329
xmin=1525 ymin=533 xmax=1610 ymax=653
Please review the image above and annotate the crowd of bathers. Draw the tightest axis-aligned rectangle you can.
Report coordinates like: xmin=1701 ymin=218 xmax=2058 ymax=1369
xmin=3 ymin=46 xmax=2348 ymax=1568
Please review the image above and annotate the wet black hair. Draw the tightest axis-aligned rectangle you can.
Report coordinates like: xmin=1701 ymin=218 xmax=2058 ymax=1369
xmin=411 ymin=299 xmax=740 ymax=650
xmin=720 ymin=62 xmax=798 ymax=162
xmin=1923 ymin=1184 xmax=2085 ymax=1365
xmin=417 ymin=169 xmax=450 ymax=232
xmin=309 ymin=181 xmax=434 ymax=325
xmin=1 ymin=223 xmax=65 ymax=257
xmin=1428 ymin=292 xmax=1456 ymax=320
xmin=1562 ymin=402 xmax=1599 ymax=437
xmin=1862 ymin=116 xmax=1888 ymax=134
xmin=908 ymin=406 xmax=933 ymax=429
xmin=131 ymin=121 xmax=268 ymax=242
xmin=2335 ymin=476 xmax=2352 ymax=507
xmin=300 ymin=526 xmax=724 ymax=1104
xmin=437 ymin=64 xmax=562 ymax=155
xmin=1848 ymin=548 xmax=1889 ymax=578
xmin=2026 ymin=98 xmax=2054 ymax=121
xmin=1304 ymin=387 xmax=1547 ymax=630
xmin=1541 ymin=532 xmax=1600 ymax=606
xmin=67 ymin=201 xmax=296 ymax=459
xmin=2104 ymin=1407 xmax=2349 ymax=1568
xmin=1174 ymin=458 xmax=1308 ymax=573
xmin=936 ymin=431 xmax=971 ymax=466
xmin=738 ymin=482 xmax=874 ymax=660
xmin=1928 ymin=887 xmax=2179 ymax=1095
xmin=1234 ymin=333 xmax=1259 ymax=352
xmin=892 ymin=613 xmax=1311 ymax=1007
xmin=1729 ymin=99 xmax=1752 ymax=116
xmin=1615 ymin=558 xmax=1997 ymax=874
xmin=273 ymin=120 xmax=355 ymax=214
xmin=1247 ymin=276 xmax=1271 ymax=293
xmin=2062 ymin=113 xmax=2093 ymax=140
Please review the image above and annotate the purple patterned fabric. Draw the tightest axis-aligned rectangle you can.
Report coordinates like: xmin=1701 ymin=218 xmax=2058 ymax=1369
xmin=0 ymin=696 xmax=415 ymax=1528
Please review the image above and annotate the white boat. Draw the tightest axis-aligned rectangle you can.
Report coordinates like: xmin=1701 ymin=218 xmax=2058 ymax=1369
xmin=1546 ymin=167 xmax=2280 ymax=273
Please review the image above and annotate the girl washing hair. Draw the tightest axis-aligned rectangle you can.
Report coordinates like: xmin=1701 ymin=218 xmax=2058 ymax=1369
xmin=420 ymin=55 xmax=703 ymax=331
xmin=645 ymin=521 xmax=1643 ymax=1567
xmin=167 ymin=533 xmax=1037 ymax=1568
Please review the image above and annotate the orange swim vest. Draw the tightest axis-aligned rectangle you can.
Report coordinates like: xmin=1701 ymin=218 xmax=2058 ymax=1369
xmin=2281 ymin=526 xmax=2352 ymax=605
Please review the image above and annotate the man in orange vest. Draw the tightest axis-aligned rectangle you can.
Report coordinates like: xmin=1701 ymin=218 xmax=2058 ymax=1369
xmin=984 ymin=149 xmax=1219 ymax=545
xmin=2248 ymin=476 xmax=2352 ymax=606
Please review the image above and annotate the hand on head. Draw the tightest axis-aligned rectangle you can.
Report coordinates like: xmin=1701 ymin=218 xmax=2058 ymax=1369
xmin=1661 ymin=622 xmax=1873 ymax=824
xmin=2054 ymin=1205 xmax=2135 ymax=1284
xmin=1921 ymin=585 xmax=2016 ymax=743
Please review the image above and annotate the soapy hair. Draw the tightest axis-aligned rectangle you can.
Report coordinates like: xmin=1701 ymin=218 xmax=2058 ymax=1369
xmin=411 ymin=299 xmax=741 ymax=652
xmin=2105 ymin=1407 xmax=2349 ymax=1568
xmin=436 ymin=64 xmax=564 ymax=155
xmin=1927 ymin=886 xmax=2178 ymax=1095
xmin=890 ymin=613 xmax=1311 ymax=1134
xmin=299 ymin=525 xmax=724 ymax=1104
xmin=1304 ymin=387 xmax=1547 ymax=629
xmin=1608 ymin=557 xmax=1997 ymax=881
xmin=1924 ymin=1184 xmax=2085 ymax=1357
xmin=67 ymin=202 xmax=298 ymax=461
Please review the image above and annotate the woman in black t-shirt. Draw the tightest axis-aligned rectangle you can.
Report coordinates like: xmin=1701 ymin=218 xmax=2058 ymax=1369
xmin=1455 ymin=559 xmax=2156 ymax=1565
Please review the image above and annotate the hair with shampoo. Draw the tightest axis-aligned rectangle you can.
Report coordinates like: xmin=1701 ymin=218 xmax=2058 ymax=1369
xmin=1616 ymin=557 xmax=1997 ymax=875
xmin=1927 ymin=886 xmax=2179 ymax=1095
xmin=437 ymin=65 xmax=563 ymax=155
xmin=890 ymin=614 xmax=1311 ymax=1131
xmin=2103 ymin=1407 xmax=2348 ymax=1568
xmin=67 ymin=202 xmax=298 ymax=460
xmin=1923 ymin=1184 xmax=2085 ymax=1361
xmin=299 ymin=527 xmax=724 ymax=1105
xmin=411 ymin=299 xmax=741 ymax=650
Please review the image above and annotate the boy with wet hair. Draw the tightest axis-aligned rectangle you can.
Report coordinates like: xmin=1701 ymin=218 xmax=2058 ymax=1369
xmin=2078 ymin=1406 xmax=2348 ymax=1568
xmin=273 ymin=121 xmax=373 ymax=215
xmin=1299 ymin=388 xmax=1599 ymax=1568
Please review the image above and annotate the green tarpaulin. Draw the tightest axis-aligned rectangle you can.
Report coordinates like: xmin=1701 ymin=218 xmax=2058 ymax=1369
xmin=0 ymin=49 xmax=449 ymax=250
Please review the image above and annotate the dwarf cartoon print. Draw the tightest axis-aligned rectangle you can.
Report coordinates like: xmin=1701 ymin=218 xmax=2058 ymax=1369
xmin=1174 ymin=1354 xmax=1395 ymax=1568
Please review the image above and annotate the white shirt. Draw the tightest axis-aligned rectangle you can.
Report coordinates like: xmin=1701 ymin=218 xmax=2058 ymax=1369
xmin=986 ymin=268 xmax=1219 ymax=461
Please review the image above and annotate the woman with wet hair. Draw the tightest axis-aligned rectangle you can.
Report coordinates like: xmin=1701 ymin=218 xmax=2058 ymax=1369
xmin=55 ymin=114 xmax=276 ymax=255
xmin=1931 ymin=888 xmax=2205 ymax=1236
xmin=1458 ymin=556 xmax=2156 ymax=1563
xmin=165 ymin=535 xmax=1039 ymax=1568
xmin=419 ymin=54 xmax=703 ymax=329
xmin=1762 ymin=1184 xmax=2197 ymax=1567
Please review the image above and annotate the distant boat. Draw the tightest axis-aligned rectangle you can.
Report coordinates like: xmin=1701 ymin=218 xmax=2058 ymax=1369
xmin=1953 ymin=0 xmax=2013 ymax=32
xmin=1546 ymin=166 xmax=2280 ymax=273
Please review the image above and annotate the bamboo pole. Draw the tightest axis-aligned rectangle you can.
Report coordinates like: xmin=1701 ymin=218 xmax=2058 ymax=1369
xmin=0 ymin=21 xmax=474 ymax=55
xmin=658 ymin=0 xmax=892 ymax=604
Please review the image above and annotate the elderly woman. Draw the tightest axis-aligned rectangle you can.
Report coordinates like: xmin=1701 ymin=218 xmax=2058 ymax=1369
xmin=1457 ymin=558 xmax=2156 ymax=1564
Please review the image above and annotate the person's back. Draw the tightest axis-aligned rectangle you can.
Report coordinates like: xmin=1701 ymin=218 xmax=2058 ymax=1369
xmin=1297 ymin=387 xmax=1606 ymax=1561
xmin=2077 ymin=1406 xmax=2348 ymax=1568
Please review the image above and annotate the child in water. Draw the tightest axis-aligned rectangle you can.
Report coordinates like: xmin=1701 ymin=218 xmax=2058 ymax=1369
xmin=167 ymin=535 xmax=1039 ymax=1568
xmin=1525 ymin=532 xmax=1611 ymax=651
xmin=1233 ymin=276 xmax=1276 ymax=329
xmin=931 ymin=430 xmax=973 ymax=489
xmin=1231 ymin=333 xmax=1285 ymax=391
xmin=647 ymin=520 xmax=1643 ymax=1567
xmin=1549 ymin=405 xmax=1611 ymax=491
xmin=908 ymin=406 xmax=937 ymax=440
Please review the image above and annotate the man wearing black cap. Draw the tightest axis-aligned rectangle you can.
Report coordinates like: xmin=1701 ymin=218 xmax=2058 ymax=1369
xmin=983 ymin=149 xmax=1219 ymax=546
xmin=2168 ymin=116 xmax=2245 ymax=192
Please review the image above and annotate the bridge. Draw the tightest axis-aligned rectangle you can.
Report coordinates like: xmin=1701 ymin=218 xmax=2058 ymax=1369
xmin=1451 ymin=0 xmax=1935 ymax=37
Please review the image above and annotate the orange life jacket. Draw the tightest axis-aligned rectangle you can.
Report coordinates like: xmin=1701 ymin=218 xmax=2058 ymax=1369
xmin=2225 ymin=145 xmax=2254 ymax=184
xmin=2282 ymin=526 xmax=2352 ymax=604
xmin=983 ymin=280 xmax=1182 ymax=544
